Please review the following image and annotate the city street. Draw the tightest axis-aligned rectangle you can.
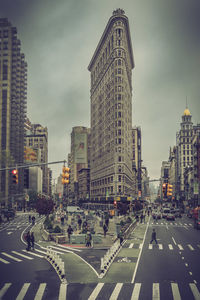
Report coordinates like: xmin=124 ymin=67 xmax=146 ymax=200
xmin=0 ymin=213 xmax=200 ymax=299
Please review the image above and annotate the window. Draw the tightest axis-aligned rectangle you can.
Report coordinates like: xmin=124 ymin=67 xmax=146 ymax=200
xmin=118 ymin=156 xmax=121 ymax=162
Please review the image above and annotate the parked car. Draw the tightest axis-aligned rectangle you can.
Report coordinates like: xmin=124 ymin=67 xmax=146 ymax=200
xmin=166 ymin=213 xmax=175 ymax=221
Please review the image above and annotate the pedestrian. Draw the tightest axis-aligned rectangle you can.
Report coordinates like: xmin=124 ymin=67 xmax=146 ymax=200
xmin=67 ymin=225 xmax=73 ymax=243
xmin=29 ymin=215 xmax=31 ymax=223
xmin=78 ymin=217 xmax=82 ymax=230
xmin=105 ymin=216 xmax=109 ymax=228
xmin=30 ymin=232 xmax=35 ymax=250
xmin=150 ymin=229 xmax=158 ymax=244
xmin=118 ymin=230 xmax=123 ymax=245
xmin=140 ymin=214 xmax=143 ymax=223
xmin=26 ymin=231 xmax=31 ymax=251
xmin=148 ymin=210 xmax=150 ymax=217
xmin=85 ymin=231 xmax=92 ymax=247
xmin=103 ymin=223 xmax=108 ymax=237
xmin=143 ymin=214 xmax=145 ymax=223
xmin=61 ymin=216 xmax=64 ymax=226
xmin=136 ymin=215 xmax=139 ymax=222
xmin=32 ymin=215 xmax=35 ymax=225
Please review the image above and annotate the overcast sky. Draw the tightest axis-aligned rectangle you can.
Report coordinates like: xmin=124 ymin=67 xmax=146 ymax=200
xmin=1 ymin=0 xmax=200 ymax=181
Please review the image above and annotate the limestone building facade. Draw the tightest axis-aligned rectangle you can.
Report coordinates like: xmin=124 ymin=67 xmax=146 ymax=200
xmin=88 ymin=9 xmax=135 ymax=200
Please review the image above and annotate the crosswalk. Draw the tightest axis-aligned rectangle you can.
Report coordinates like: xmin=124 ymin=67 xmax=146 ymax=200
xmin=149 ymin=222 xmax=193 ymax=226
xmin=127 ymin=243 xmax=200 ymax=251
xmin=0 ymin=281 xmax=199 ymax=300
xmin=0 ymin=244 xmax=72 ymax=264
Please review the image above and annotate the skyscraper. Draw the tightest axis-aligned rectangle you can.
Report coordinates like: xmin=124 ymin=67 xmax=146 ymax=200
xmin=88 ymin=9 xmax=134 ymax=200
xmin=0 ymin=19 xmax=27 ymax=204
xmin=176 ymin=107 xmax=193 ymax=199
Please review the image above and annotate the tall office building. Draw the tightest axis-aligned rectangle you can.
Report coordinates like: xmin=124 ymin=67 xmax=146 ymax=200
xmin=88 ymin=9 xmax=134 ymax=200
xmin=25 ymin=123 xmax=49 ymax=195
xmin=0 ymin=19 xmax=27 ymax=204
xmin=68 ymin=126 xmax=90 ymax=202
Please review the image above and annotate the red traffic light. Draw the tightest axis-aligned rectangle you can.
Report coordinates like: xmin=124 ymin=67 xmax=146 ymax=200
xmin=12 ymin=169 xmax=17 ymax=175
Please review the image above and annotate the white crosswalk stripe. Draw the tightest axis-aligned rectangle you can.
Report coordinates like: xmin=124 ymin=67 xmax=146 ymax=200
xmin=171 ymin=283 xmax=181 ymax=300
xmin=0 ymin=282 xmax=199 ymax=300
xmin=177 ymin=244 xmax=184 ymax=250
xmin=187 ymin=244 xmax=194 ymax=251
xmin=169 ymin=244 xmax=173 ymax=250
xmin=34 ymin=283 xmax=46 ymax=300
xmin=12 ymin=251 xmax=34 ymax=260
xmin=2 ymin=252 xmax=22 ymax=262
xmin=131 ymin=283 xmax=141 ymax=300
xmin=0 ymin=257 xmax=10 ymax=264
xmin=22 ymin=250 xmax=44 ymax=258
xmin=152 ymin=283 xmax=160 ymax=300
xmin=16 ymin=283 xmax=30 ymax=300
xmin=129 ymin=243 xmax=134 ymax=248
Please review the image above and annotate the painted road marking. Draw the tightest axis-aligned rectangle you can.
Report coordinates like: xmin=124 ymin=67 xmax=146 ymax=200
xmin=169 ymin=244 xmax=173 ymax=250
xmin=152 ymin=283 xmax=160 ymax=300
xmin=177 ymin=244 xmax=183 ymax=250
xmin=12 ymin=251 xmax=33 ymax=260
xmin=189 ymin=283 xmax=200 ymax=300
xmin=149 ymin=244 xmax=153 ymax=250
xmin=34 ymin=283 xmax=46 ymax=300
xmin=171 ymin=283 xmax=181 ymax=300
xmin=0 ymin=283 xmax=12 ymax=298
xmin=22 ymin=250 xmax=44 ymax=258
xmin=88 ymin=283 xmax=104 ymax=300
xmin=158 ymin=244 xmax=163 ymax=250
xmin=131 ymin=283 xmax=141 ymax=300
xmin=188 ymin=244 xmax=194 ymax=251
xmin=2 ymin=252 xmax=22 ymax=262
xmin=0 ymin=257 xmax=10 ymax=264
xmin=16 ymin=283 xmax=30 ymax=300
xmin=129 ymin=243 xmax=134 ymax=248
xmin=109 ymin=283 xmax=123 ymax=300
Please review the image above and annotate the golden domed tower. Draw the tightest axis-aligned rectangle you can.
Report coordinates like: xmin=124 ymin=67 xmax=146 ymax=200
xmin=176 ymin=106 xmax=193 ymax=199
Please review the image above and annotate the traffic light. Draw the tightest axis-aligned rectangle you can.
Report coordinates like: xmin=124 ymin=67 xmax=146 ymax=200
xmin=62 ymin=166 xmax=70 ymax=184
xmin=114 ymin=200 xmax=117 ymax=208
xmin=167 ymin=184 xmax=173 ymax=197
xmin=162 ymin=183 xmax=167 ymax=197
xmin=12 ymin=169 xmax=18 ymax=184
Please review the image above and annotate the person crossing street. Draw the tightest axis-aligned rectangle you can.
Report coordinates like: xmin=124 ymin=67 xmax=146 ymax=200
xmin=150 ymin=229 xmax=158 ymax=244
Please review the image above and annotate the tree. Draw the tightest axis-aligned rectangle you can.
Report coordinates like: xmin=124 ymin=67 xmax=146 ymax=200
xmin=36 ymin=196 xmax=54 ymax=215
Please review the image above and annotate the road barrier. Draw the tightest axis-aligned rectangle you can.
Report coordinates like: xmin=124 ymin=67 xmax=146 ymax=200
xmin=99 ymin=218 xmax=137 ymax=278
xmin=45 ymin=248 xmax=66 ymax=283
xmin=99 ymin=239 xmax=121 ymax=278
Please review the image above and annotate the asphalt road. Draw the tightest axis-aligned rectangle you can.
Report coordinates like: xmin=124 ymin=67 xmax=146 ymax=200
xmin=0 ymin=213 xmax=200 ymax=299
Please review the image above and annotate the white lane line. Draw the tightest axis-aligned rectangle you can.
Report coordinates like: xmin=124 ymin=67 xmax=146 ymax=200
xmin=2 ymin=252 xmax=22 ymax=262
xmin=189 ymin=283 xmax=200 ymax=300
xmin=189 ymin=272 xmax=193 ymax=276
xmin=139 ymin=244 xmax=143 ymax=249
xmin=7 ymin=232 xmax=13 ymax=235
xmin=0 ymin=257 xmax=10 ymax=264
xmin=131 ymin=219 xmax=150 ymax=284
xmin=22 ymin=250 xmax=44 ymax=258
xmin=171 ymin=283 xmax=181 ymax=300
xmin=12 ymin=251 xmax=33 ymax=260
xmin=109 ymin=283 xmax=123 ymax=300
xmin=158 ymin=244 xmax=163 ymax=250
xmin=169 ymin=244 xmax=173 ymax=250
xmin=131 ymin=283 xmax=141 ymax=300
xmin=88 ymin=283 xmax=104 ymax=300
xmin=152 ymin=283 xmax=160 ymax=300
xmin=129 ymin=243 xmax=134 ymax=248
xmin=34 ymin=283 xmax=46 ymax=300
xmin=188 ymin=244 xmax=194 ymax=251
xmin=172 ymin=237 xmax=177 ymax=245
xmin=0 ymin=283 xmax=12 ymax=298
xmin=185 ymin=263 xmax=188 ymax=267
xmin=177 ymin=244 xmax=183 ymax=250
xmin=16 ymin=283 xmax=30 ymax=300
